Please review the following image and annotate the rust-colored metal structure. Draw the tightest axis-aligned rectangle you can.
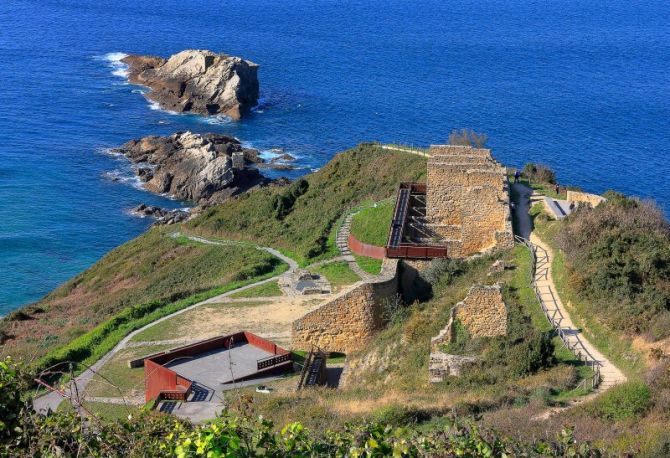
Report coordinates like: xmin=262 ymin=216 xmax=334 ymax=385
xmin=386 ymin=182 xmax=448 ymax=259
xmin=348 ymin=233 xmax=387 ymax=259
xmin=142 ymin=331 xmax=292 ymax=402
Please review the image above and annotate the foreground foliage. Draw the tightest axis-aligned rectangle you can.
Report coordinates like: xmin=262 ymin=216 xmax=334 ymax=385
xmin=0 ymin=358 xmax=602 ymax=457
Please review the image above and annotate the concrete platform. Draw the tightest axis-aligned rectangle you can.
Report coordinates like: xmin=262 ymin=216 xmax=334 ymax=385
xmin=165 ymin=342 xmax=275 ymax=389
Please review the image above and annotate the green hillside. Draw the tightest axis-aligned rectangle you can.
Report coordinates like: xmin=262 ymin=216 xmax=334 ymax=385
xmin=187 ymin=143 xmax=426 ymax=264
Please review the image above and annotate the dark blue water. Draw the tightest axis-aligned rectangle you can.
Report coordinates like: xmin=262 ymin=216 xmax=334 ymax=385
xmin=1 ymin=0 xmax=669 ymax=314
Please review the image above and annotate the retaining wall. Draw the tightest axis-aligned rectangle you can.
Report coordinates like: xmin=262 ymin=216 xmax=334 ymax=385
xmin=348 ymin=233 xmax=387 ymax=260
xmin=292 ymin=259 xmax=399 ymax=353
xmin=566 ymin=190 xmax=606 ymax=207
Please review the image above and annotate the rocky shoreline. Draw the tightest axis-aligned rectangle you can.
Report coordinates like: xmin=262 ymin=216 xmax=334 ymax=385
xmin=112 ymin=131 xmax=296 ymax=224
xmin=122 ymin=49 xmax=259 ymax=120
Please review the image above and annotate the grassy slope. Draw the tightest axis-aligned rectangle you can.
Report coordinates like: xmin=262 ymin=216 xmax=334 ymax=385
xmin=312 ymin=262 xmax=360 ymax=288
xmin=1 ymin=143 xmax=425 ymax=363
xmin=1 ymin=227 xmax=283 ymax=361
xmin=187 ymin=143 xmax=426 ymax=265
xmin=229 ymin=281 xmax=283 ymax=298
xmin=350 ymin=200 xmax=395 ymax=246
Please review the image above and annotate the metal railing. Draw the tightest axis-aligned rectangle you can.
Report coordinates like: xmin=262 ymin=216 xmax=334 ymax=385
xmin=515 ymin=235 xmax=601 ymax=390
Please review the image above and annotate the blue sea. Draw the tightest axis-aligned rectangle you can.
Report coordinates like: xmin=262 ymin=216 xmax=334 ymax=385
xmin=1 ymin=0 xmax=668 ymax=314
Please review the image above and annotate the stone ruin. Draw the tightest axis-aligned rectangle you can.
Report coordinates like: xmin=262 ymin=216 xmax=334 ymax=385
xmin=281 ymin=270 xmax=331 ymax=296
xmin=425 ymin=145 xmax=514 ymax=258
xmin=429 ymin=284 xmax=507 ymax=382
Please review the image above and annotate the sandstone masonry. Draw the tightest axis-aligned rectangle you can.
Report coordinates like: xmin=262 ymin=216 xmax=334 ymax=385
xmin=425 ymin=145 xmax=514 ymax=257
xmin=429 ymin=284 xmax=507 ymax=382
xmin=291 ymin=259 xmax=399 ymax=353
xmin=566 ymin=190 xmax=606 ymax=208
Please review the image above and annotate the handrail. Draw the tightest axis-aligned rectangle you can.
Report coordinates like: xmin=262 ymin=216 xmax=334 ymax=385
xmin=514 ymin=235 xmax=601 ymax=389
xmin=296 ymin=348 xmax=314 ymax=391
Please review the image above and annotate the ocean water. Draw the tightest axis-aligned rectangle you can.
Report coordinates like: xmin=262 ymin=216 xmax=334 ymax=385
xmin=0 ymin=0 xmax=668 ymax=314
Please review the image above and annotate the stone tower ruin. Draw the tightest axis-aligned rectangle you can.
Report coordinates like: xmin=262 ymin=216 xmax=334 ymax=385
xmin=425 ymin=145 xmax=514 ymax=257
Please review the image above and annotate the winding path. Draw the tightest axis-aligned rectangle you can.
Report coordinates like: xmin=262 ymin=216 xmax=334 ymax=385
xmin=33 ymin=234 xmax=299 ymax=414
xmin=511 ymin=183 xmax=626 ymax=410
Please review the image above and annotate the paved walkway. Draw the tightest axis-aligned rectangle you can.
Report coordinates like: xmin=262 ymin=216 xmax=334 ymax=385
xmin=33 ymin=234 xmax=299 ymax=415
xmin=379 ymin=144 xmax=429 ymax=157
xmin=511 ymin=183 xmax=533 ymax=239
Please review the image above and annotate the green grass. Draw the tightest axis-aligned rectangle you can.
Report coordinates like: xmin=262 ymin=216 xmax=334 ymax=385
xmin=350 ymin=200 xmax=395 ymax=246
xmin=86 ymin=344 xmax=176 ymax=398
xmin=511 ymin=176 xmax=565 ymax=200
xmin=291 ymin=350 xmax=347 ymax=365
xmin=354 ymin=255 xmax=383 ymax=275
xmin=187 ymin=143 xmax=427 ymax=265
xmin=229 ymin=281 xmax=283 ymax=298
xmin=312 ymin=261 xmax=360 ymax=287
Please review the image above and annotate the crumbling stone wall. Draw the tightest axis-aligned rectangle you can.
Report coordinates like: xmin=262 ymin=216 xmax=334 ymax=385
xmin=428 ymin=284 xmax=507 ymax=382
xmin=425 ymin=145 xmax=514 ymax=257
xmin=566 ymin=190 xmax=606 ymax=208
xmin=454 ymin=284 xmax=507 ymax=338
xmin=291 ymin=260 xmax=399 ymax=353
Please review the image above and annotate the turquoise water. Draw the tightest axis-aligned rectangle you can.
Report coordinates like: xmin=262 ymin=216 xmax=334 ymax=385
xmin=1 ymin=0 xmax=669 ymax=314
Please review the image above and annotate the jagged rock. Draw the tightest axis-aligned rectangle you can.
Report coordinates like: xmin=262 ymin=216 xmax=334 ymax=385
xmin=122 ymin=50 xmax=259 ymax=120
xmin=131 ymin=204 xmax=190 ymax=226
xmin=270 ymin=153 xmax=296 ymax=163
xmin=113 ymin=131 xmax=271 ymax=205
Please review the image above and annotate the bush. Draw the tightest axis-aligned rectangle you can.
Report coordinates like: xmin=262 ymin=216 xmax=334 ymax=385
xmin=588 ymin=381 xmax=652 ymax=421
xmin=420 ymin=258 xmax=465 ymax=286
xmin=523 ymin=163 xmax=556 ymax=184
xmin=556 ymin=194 xmax=670 ymax=335
xmin=272 ymin=178 xmax=309 ymax=219
xmin=448 ymin=128 xmax=488 ymax=147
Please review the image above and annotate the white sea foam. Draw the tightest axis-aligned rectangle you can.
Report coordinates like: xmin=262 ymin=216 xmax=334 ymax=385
xmin=101 ymin=52 xmax=129 ymax=63
xmin=95 ymin=52 xmax=130 ymax=79
xmin=202 ymin=114 xmax=232 ymax=125
xmin=111 ymin=67 xmax=129 ymax=78
xmin=147 ymin=99 xmax=179 ymax=115
xmin=102 ymin=170 xmax=145 ymax=191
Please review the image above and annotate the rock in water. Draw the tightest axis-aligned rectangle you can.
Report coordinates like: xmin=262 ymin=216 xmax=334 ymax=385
xmin=113 ymin=132 xmax=269 ymax=205
xmin=122 ymin=50 xmax=259 ymax=120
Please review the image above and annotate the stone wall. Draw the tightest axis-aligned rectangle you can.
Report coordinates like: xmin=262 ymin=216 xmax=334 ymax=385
xmin=291 ymin=259 xmax=399 ymax=353
xmin=428 ymin=284 xmax=507 ymax=382
xmin=429 ymin=352 xmax=478 ymax=381
xmin=425 ymin=145 xmax=514 ymax=258
xmin=566 ymin=190 xmax=606 ymax=208
xmin=454 ymin=284 xmax=507 ymax=338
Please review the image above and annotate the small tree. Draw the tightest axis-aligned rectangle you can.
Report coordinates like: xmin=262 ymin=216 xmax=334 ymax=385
xmin=448 ymin=129 xmax=488 ymax=148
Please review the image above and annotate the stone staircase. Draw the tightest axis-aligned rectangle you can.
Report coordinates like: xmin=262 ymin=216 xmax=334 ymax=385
xmin=336 ymin=213 xmax=375 ymax=280
xmin=336 ymin=214 xmax=353 ymax=257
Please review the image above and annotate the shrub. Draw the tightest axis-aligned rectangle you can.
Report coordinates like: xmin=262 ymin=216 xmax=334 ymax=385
xmin=272 ymin=178 xmax=309 ymax=219
xmin=588 ymin=381 xmax=652 ymax=421
xmin=523 ymin=163 xmax=556 ymax=184
xmin=420 ymin=258 xmax=465 ymax=286
xmin=448 ymin=128 xmax=488 ymax=147
xmin=556 ymin=194 xmax=670 ymax=335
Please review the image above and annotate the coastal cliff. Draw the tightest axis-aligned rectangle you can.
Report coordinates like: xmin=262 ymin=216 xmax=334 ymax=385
xmin=122 ymin=50 xmax=259 ymax=120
